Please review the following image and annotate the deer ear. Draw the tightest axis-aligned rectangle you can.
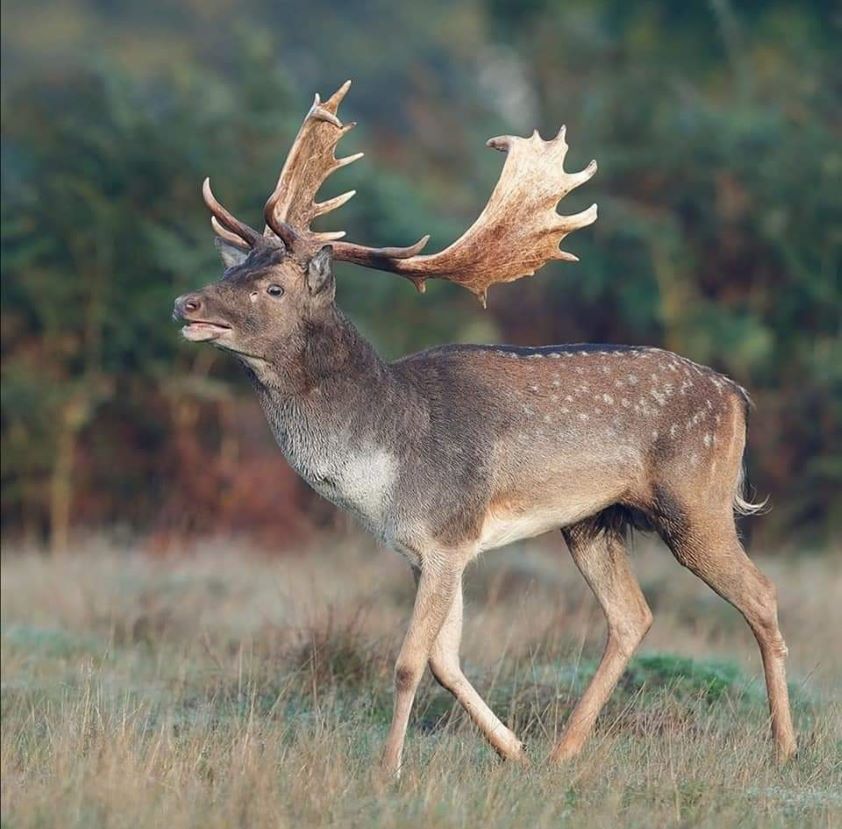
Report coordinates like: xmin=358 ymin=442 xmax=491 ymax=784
xmin=306 ymin=245 xmax=335 ymax=296
xmin=215 ymin=237 xmax=249 ymax=269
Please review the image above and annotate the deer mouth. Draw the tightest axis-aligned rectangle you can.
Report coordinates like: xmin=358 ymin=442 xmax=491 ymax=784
xmin=181 ymin=320 xmax=232 ymax=342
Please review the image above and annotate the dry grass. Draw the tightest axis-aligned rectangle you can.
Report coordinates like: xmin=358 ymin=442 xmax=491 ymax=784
xmin=1 ymin=535 xmax=840 ymax=828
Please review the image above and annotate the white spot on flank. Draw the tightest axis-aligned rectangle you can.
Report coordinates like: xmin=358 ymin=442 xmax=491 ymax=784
xmin=544 ymin=414 xmax=552 ymax=423
xmin=703 ymin=434 xmax=712 ymax=447
xmin=530 ymin=384 xmax=539 ymax=392
xmin=652 ymin=430 xmax=659 ymax=439
xmin=650 ymin=389 xmax=667 ymax=406
xmin=627 ymin=373 xmax=639 ymax=385
xmin=603 ymin=394 xmax=614 ymax=405
xmin=579 ymin=413 xmax=589 ymax=421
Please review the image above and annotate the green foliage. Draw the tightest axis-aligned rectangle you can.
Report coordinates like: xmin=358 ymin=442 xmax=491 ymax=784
xmin=2 ymin=624 xmax=104 ymax=660
xmin=1 ymin=0 xmax=839 ymax=545
xmin=621 ymin=654 xmax=742 ymax=703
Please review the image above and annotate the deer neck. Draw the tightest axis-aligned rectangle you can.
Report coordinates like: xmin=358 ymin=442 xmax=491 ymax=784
xmin=243 ymin=308 xmax=400 ymax=490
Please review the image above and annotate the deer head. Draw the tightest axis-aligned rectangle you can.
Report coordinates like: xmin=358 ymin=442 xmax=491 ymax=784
xmin=173 ymin=79 xmax=598 ymax=360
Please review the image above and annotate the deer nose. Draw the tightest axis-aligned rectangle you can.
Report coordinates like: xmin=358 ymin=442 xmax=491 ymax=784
xmin=173 ymin=293 xmax=202 ymax=320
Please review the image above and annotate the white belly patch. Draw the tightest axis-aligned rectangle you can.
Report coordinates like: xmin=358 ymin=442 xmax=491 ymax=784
xmin=478 ymin=494 xmax=612 ymax=553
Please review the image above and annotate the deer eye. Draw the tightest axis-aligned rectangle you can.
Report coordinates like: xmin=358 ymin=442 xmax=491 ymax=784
xmin=266 ymin=284 xmax=284 ymax=298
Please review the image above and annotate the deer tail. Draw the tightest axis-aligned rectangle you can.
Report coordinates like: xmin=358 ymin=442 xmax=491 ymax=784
xmin=730 ymin=383 xmax=769 ymax=516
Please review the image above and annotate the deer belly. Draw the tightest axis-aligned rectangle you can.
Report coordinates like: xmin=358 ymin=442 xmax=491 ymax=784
xmin=478 ymin=494 xmax=612 ymax=552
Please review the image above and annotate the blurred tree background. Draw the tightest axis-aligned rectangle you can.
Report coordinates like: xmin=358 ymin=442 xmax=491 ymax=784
xmin=1 ymin=0 xmax=839 ymax=552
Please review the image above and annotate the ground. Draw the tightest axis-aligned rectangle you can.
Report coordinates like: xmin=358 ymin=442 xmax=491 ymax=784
xmin=1 ymin=535 xmax=840 ymax=828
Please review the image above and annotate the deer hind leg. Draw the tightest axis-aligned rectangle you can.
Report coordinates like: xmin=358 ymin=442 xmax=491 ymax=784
xmin=549 ymin=517 xmax=653 ymax=764
xmin=655 ymin=492 xmax=797 ymax=762
xmin=380 ymin=555 xmax=463 ymax=779
xmin=428 ymin=577 xmax=526 ymax=762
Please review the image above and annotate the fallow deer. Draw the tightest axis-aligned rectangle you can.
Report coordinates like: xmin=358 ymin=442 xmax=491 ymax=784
xmin=173 ymin=81 xmax=796 ymax=776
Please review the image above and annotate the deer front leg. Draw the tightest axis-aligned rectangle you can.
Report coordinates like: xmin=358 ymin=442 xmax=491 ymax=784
xmin=428 ymin=577 xmax=526 ymax=762
xmin=380 ymin=555 xmax=463 ymax=779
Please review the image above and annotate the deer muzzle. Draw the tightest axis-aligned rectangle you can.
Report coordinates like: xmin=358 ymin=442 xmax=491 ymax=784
xmin=173 ymin=293 xmax=231 ymax=342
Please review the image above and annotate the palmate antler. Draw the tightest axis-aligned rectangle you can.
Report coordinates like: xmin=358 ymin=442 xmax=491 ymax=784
xmin=204 ymin=81 xmax=597 ymax=306
xmin=361 ymin=130 xmax=598 ymax=306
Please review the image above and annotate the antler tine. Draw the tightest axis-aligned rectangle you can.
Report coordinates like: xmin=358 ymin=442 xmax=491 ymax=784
xmin=332 ymin=234 xmax=432 ymax=278
xmin=202 ymin=178 xmax=262 ymax=248
xmin=323 ymin=78 xmax=352 ymax=110
xmin=556 ymin=201 xmax=599 ymax=233
xmin=314 ymin=189 xmax=356 ymax=217
xmin=210 ymin=216 xmax=251 ymax=250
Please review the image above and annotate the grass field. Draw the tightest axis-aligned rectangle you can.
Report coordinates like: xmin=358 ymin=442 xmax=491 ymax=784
xmin=1 ymin=535 xmax=840 ymax=828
